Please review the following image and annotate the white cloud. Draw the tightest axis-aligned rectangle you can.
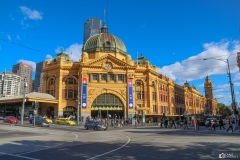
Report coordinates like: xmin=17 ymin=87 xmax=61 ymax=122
xmin=198 ymin=83 xmax=204 ymax=87
xmin=158 ymin=40 xmax=240 ymax=84
xmin=7 ymin=34 xmax=11 ymax=40
xmin=55 ymin=43 xmax=83 ymax=62
xmin=216 ymin=83 xmax=230 ymax=89
xmin=17 ymin=59 xmax=36 ymax=71
xmin=16 ymin=35 xmax=20 ymax=39
xmin=233 ymin=72 xmax=240 ymax=81
xmin=19 ymin=6 xmax=43 ymax=20
xmin=46 ymin=54 xmax=53 ymax=60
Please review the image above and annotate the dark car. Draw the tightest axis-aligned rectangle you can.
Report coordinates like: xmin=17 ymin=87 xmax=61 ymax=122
xmin=29 ymin=116 xmax=41 ymax=124
xmin=84 ymin=121 xmax=108 ymax=131
xmin=3 ymin=116 xmax=18 ymax=123
xmin=34 ymin=118 xmax=50 ymax=127
xmin=205 ymin=118 xmax=219 ymax=127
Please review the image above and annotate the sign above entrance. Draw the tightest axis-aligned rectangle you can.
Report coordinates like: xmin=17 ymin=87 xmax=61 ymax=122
xmin=128 ymin=79 xmax=133 ymax=109
xmin=82 ymin=77 xmax=87 ymax=109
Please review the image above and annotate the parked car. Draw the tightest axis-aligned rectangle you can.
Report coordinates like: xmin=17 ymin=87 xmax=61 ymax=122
xmin=3 ymin=116 xmax=18 ymax=123
xmin=55 ymin=118 xmax=65 ymax=124
xmin=84 ymin=121 xmax=108 ymax=131
xmin=56 ymin=118 xmax=76 ymax=126
xmin=34 ymin=118 xmax=50 ymax=127
xmin=0 ymin=115 xmax=4 ymax=120
xmin=205 ymin=118 xmax=219 ymax=127
xmin=29 ymin=116 xmax=41 ymax=124
xmin=42 ymin=117 xmax=52 ymax=123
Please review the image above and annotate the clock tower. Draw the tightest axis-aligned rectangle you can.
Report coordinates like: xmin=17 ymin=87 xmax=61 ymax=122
xmin=204 ymin=75 xmax=214 ymax=99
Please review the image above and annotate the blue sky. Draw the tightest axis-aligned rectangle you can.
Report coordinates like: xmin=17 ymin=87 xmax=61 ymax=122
xmin=1 ymin=0 xmax=240 ymax=106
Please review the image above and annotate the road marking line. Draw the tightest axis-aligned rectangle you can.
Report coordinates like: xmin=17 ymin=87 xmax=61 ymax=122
xmin=86 ymin=134 xmax=131 ymax=160
xmin=72 ymin=132 xmax=78 ymax=139
xmin=17 ymin=143 xmax=63 ymax=155
xmin=0 ymin=151 xmax=39 ymax=160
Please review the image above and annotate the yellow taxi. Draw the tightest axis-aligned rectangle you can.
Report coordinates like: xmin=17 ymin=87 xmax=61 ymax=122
xmin=57 ymin=118 xmax=76 ymax=126
xmin=43 ymin=117 xmax=52 ymax=124
xmin=55 ymin=118 xmax=65 ymax=124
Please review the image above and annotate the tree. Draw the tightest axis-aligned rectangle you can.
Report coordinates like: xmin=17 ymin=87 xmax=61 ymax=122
xmin=218 ymin=103 xmax=232 ymax=118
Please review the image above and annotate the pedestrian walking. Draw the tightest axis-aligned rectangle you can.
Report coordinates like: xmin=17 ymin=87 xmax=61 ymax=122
xmin=196 ymin=119 xmax=200 ymax=130
xmin=164 ymin=119 xmax=168 ymax=128
xmin=171 ymin=119 xmax=176 ymax=129
xmin=219 ymin=118 xmax=225 ymax=130
xmin=184 ymin=119 xmax=189 ymax=129
xmin=227 ymin=118 xmax=234 ymax=132
xmin=193 ymin=119 xmax=197 ymax=130
xmin=177 ymin=119 xmax=180 ymax=128
xmin=160 ymin=117 xmax=164 ymax=128
xmin=180 ymin=120 xmax=183 ymax=127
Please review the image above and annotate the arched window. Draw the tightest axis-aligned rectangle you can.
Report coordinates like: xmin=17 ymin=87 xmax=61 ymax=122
xmin=65 ymin=78 xmax=77 ymax=84
xmin=48 ymin=78 xmax=55 ymax=85
xmin=74 ymin=90 xmax=77 ymax=99
xmin=137 ymin=93 xmax=141 ymax=99
xmin=68 ymin=90 xmax=73 ymax=98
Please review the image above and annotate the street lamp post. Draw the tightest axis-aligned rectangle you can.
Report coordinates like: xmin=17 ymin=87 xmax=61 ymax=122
xmin=77 ymin=79 xmax=80 ymax=125
xmin=21 ymin=78 xmax=27 ymax=126
xmin=203 ymin=58 xmax=237 ymax=127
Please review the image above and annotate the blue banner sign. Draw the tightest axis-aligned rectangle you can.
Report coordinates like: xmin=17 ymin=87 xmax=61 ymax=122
xmin=82 ymin=77 xmax=87 ymax=109
xmin=128 ymin=79 xmax=133 ymax=109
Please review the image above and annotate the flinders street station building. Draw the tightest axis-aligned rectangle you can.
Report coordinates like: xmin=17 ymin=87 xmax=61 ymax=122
xmin=0 ymin=23 xmax=218 ymax=121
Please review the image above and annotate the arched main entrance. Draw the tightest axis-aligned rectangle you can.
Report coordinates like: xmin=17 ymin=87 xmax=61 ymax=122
xmin=91 ymin=93 xmax=124 ymax=119
xmin=63 ymin=106 xmax=77 ymax=118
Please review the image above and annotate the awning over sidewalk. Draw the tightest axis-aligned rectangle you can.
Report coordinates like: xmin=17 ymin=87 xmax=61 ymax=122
xmin=0 ymin=92 xmax=58 ymax=104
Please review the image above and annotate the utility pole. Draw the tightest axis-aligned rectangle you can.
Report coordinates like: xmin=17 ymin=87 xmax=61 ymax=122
xmin=21 ymin=78 xmax=27 ymax=126
xmin=77 ymin=79 xmax=80 ymax=125
xmin=227 ymin=59 xmax=237 ymax=128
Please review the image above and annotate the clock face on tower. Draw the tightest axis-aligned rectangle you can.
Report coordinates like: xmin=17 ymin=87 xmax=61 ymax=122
xmin=105 ymin=63 xmax=112 ymax=69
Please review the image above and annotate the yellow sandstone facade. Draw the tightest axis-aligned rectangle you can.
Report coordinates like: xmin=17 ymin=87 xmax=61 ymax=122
xmin=41 ymin=24 xmax=218 ymax=121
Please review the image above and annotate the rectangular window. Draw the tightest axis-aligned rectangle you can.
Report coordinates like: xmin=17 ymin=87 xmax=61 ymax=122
xmin=110 ymin=74 xmax=114 ymax=81
xmin=93 ymin=74 xmax=97 ymax=80
xmin=153 ymin=105 xmax=156 ymax=112
xmin=142 ymin=91 xmax=144 ymax=100
xmin=152 ymin=92 xmax=156 ymax=100
xmin=101 ymin=74 xmax=106 ymax=80
xmin=118 ymin=75 xmax=123 ymax=81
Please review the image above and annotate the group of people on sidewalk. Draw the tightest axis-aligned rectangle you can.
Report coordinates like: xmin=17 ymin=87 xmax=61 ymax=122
xmin=159 ymin=117 xmax=240 ymax=132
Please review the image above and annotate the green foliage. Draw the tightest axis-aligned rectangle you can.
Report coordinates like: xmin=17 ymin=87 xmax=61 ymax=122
xmin=218 ymin=103 xmax=232 ymax=118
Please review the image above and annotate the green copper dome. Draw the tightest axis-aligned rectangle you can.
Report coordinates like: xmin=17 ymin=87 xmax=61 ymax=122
xmin=52 ymin=49 xmax=72 ymax=62
xmin=135 ymin=53 xmax=150 ymax=65
xmin=83 ymin=23 xmax=127 ymax=56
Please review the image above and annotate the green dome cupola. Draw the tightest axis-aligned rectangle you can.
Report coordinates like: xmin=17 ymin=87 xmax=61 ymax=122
xmin=52 ymin=49 xmax=72 ymax=62
xmin=83 ymin=22 xmax=127 ymax=56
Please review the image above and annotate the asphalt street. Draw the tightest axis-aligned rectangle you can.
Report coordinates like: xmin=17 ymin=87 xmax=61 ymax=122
xmin=0 ymin=123 xmax=239 ymax=160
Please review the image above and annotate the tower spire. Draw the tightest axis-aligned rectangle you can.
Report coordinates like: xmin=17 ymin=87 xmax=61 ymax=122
xmin=101 ymin=8 xmax=108 ymax=33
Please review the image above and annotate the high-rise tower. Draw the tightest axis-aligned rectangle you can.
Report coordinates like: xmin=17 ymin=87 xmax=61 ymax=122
xmin=83 ymin=18 xmax=102 ymax=44
xmin=34 ymin=61 xmax=45 ymax=92
xmin=12 ymin=62 xmax=32 ymax=94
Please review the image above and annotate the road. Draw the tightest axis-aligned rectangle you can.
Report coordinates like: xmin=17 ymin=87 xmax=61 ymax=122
xmin=0 ymin=123 xmax=239 ymax=160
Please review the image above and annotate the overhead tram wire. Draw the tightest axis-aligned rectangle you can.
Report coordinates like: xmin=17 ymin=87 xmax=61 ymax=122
xmin=162 ymin=63 xmax=238 ymax=74
xmin=0 ymin=38 xmax=52 ymax=55
xmin=0 ymin=38 xmax=238 ymax=74
xmin=155 ymin=53 xmax=237 ymax=67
